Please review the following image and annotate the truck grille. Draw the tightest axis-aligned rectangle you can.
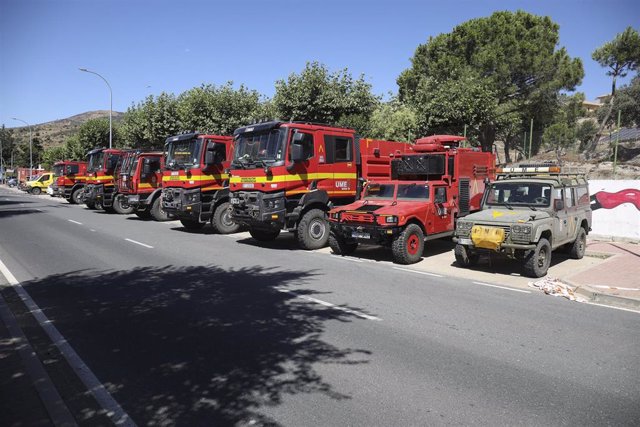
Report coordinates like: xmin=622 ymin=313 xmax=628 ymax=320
xmin=342 ymin=212 xmax=375 ymax=223
xmin=476 ymin=224 xmax=511 ymax=241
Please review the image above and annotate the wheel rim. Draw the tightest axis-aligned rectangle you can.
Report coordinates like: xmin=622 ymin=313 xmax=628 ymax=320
xmin=578 ymin=234 xmax=585 ymax=253
xmin=221 ymin=207 xmax=234 ymax=227
xmin=407 ymin=234 xmax=420 ymax=255
xmin=537 ymin=247 xmax=548 ymax=268
xmin=309 ymin=219 xmax=326 ymax=241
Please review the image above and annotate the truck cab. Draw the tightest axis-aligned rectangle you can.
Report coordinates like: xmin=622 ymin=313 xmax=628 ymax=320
xmin=229 ymin=121 xmax=411 ymax=249
xmin=329 ymin=136 xmax=495 ymax=264
xmin=83 ymin=148 xmax=131 ymax=213
xmin=49 ymin=161 xmax=88 ymax=203
xmin=454 ymin=164 xmax=592 ymax=277
xmin=118 ymin=150 xmax=168 ymax=221
xmin=161 ymin=132 xmax=237 ymax=232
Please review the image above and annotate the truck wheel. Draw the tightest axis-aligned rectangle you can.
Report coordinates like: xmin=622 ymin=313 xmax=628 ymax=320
xmin=150 ymin=197 xmax=171 ymax=222
xmin=70 ymin=188 xmax=82 ymax=204
xmin=113 ymin=195 xmax=135 ymax=215
xmin=180 ymin=218 xmax=206 ymax=230
xmin=249 ymin=228 xmax=280 ymax=241
xmin=523 ymin=238 xmax=552 ymax=278
xmin=135 ymin=209 xmax=152 ymax=220
xmin=85 ymin=201 xmax=96 ymax=209
xmin=31 ymin=187 xmax=42 ymax=195
xmin=329 ymin=232 xmax=358 ymax=256
xmin=297 ymin=209 xmax=329 ymax=250
xmin=211 ymin=201 xmax=240 ymax=234
xmin=392 ymin=224 xmax=424 ymax=264
xmin=569 ymin=227 xmax=587 ymax=259
xmin=454 ymin=244 xmax=479 ymax=268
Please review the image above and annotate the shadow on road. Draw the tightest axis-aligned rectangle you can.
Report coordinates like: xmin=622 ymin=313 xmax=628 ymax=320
xmin=20 ymin=265 xmax=372 ymax=426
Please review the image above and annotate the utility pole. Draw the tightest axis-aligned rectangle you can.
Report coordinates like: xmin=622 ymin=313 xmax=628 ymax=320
xmin=613 ymin=110 xmax=621 ymax=178
xmin=528 ymin=118 xmax=534 ymax=160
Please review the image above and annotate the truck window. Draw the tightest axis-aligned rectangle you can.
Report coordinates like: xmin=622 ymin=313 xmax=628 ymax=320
xmin=300 ymin=133 xmax=314 ymax=160
xmin=398 ymin=184 xmax=429 ymax=199
xmin=323 ymin=135 xmax=353 ymax=163
xmin=365 ymin=183 xmax=395 ymax=199
xmin=435 ymin=187 xmax=447 ymax=204
xmin=566 ymin=187 xmax=576 ymax=208
xmin=576 ymin=186 xmax=589 ymax=205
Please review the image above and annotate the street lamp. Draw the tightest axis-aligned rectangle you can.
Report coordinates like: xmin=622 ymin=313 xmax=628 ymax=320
xmin=79 ymin=68 xmax=113 ymax=149
xmin=11 ymin=117 xmax=33 ymax=180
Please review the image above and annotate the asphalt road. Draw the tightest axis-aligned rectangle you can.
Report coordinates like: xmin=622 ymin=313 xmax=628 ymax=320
xmin=1 ymin=186 xmax=639 ymax=426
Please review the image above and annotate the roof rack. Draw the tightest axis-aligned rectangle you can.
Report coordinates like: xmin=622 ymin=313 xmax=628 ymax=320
xmin=496 ymin=164 xmax=587 ymax=179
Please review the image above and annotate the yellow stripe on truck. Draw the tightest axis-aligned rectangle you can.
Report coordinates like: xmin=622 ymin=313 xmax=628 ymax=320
xmin=230 ymin=172 xmax=356 ymax=184
xmin=162 ymin=174 xmax=228 ymax=182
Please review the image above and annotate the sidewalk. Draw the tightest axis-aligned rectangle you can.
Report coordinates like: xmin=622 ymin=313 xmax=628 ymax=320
xmin=566 ymin=240 xmax=640 ymax=311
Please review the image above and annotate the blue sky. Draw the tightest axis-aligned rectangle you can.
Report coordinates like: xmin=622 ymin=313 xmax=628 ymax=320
xmin=1 ymin=0 xmax=638 ymax=128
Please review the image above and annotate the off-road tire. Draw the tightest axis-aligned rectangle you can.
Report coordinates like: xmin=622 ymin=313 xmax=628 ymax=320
xmin=85 ymin=200 xmax=96 ymax=209
xmin=113 ymin=195 xmax=135 ymax=215
xmin=523 ymin=238 xmax=552 ymax=278
xmin=329 ymin=231 xmax=358 ymax=256
xmin=249 ymin=228 xmax=280 ymax=241
xmin=150 ymin=197 xmax=171 ymax=222
xmin=391 ymin=224 xmax=424 ymax=264
xmin=70 ymin=188 xmax=83 ymax=204
xmin=31 ymin=187 xmax=42 ymax=195
xmin=454 ymin=244 xmax=479 ymax=268
xmin=135 ymin=209 xmax=152 ymax=220
xmin=180 ymin=218 xmax=206 ymax=230
xmin=569 ymin=227 xmax=587 ymax=259
xmin=297 ymin=209 xmax=329 ymax=250
xmin=211 ymin=201 xmax=240 ymax=234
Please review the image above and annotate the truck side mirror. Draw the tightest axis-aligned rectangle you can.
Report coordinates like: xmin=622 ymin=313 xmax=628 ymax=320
xmin=205 ymin=143 xmax=224 ymax=166
xmin=107 ymin=157 xmax=118 ymax=171
xmin=142 ymin=159 xmax=152 ymax=175
xmin=554 ymin=199 xmax=564 ymax=211
xmin=292 ymin=132 xmax=305 ymax=144
xmin=290 ymin=144 xmax=304 ymax=162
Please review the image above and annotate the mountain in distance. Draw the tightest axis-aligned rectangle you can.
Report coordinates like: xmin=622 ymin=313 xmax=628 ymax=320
xmin=8 ymin=110 xmax=125 ymax=149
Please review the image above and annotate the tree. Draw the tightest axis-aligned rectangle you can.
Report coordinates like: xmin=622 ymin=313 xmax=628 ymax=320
xmin=542 ymin=93 xmax=585 ymax=163
xmin=368 ymin=97 xmax=419 ymax=142
xmin=576 ymin=120 xmax=598 ymax=151
xmin=398 ymin=11 xmax=584 ymax=152
xmin=120 ymin=93 xmax=180 ymax=149
xmin=597 ymin=75 xmax=640 ymax=128
xmin=586 ymin=26 xmax=640 ymax=156
xmin=177 ymin=83 xmax=264 ymax=135
xmin=42 ymin=145 xmax=68 ymax=170
xmin=273 ymin=62 xmax=379 ymax=134
xmin=77 ymin=118 xmax=118 ymax=152
xmin=0 ymin=125 xmax=17 ymax=169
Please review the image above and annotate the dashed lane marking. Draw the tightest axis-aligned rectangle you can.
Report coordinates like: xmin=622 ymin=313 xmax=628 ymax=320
xmin=125 ymin=238 xmax=154 ymax=249
xmin=67 ymin=219 xmax=82 ymax=225
xmin=276 ymin=288 xmax=382 ymax=321
xmin=392 ymin=266 xmax=443 ymax=277
xmin=472 ymin=281 xmax=531 ymax=294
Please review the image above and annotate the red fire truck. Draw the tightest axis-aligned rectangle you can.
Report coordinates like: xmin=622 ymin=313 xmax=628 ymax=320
xmin=328 ymin=135 xmax=495 ymax=264
xmin=161 ymin=132 xmax=238 ymax=232
xmin=229 ymin=121 xmax=412 ymax=249
xmin=83 ymin=148 xmax=134 ymax=214
xmin=117 ymin=150 xmax=170 ymax=221
xmin=49 ymin=161 xmax=88 ymax=203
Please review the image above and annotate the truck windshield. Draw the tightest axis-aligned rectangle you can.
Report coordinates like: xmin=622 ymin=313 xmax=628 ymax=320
xmin=120 ymin=154 xmax=136 ymax=176
xmin=53 ymin=165 xmax=65 ymax=177
xmin=87 ymin=152 xmax=104 ymax=172
xmin=365 ymin=183 xmax=395 ymax=199
xmin=486 ymin=182 xmax=552 ymax=207
xmin=233 ymin=128 xmax=286 ymax=166
xmin=397 ymin=183 xmax=429 ymax=200
xmin=166 ymin=138 xmax=202 ymax=169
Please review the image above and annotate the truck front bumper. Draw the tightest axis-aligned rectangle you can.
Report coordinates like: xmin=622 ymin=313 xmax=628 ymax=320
xmin=162 ymin=188 xmax=202 ymax=220
xmin=330 ymin=222 xmax=400 ymax=245
xmin=230 ymin=191 xmax=286 ymax=229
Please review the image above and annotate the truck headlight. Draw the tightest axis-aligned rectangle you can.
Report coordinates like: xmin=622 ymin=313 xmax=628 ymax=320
xmin=457 ymin=221 xmax=473 ymax=230
xmin=385 ymin=215 xmax=398 ymax=224
xmin=330 ymin=212 xmax=340 ymax=220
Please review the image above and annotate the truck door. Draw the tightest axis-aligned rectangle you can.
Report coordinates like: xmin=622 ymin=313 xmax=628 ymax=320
xmin=431 ymin=186 xmax=455 ymax=233
xmin=288 ymin=130 xmax=317 ymax=197
xmin=323 ymin=134 xmax=356 ymax=200
xmin=552 ymin=188 xmax=570 ymax=246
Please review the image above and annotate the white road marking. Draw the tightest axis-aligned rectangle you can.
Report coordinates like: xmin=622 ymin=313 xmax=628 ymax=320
xmin=0 ymin=258 xmax=136 ymax=426
xmin=330 ymin=254 xmax=364 ymax=263
xmin=473 ymin=281 xmax=531 ymax=294
xmin=593 ymin=285 xmax=640 ymax=291
xmin=125 ymin=238 xmax=154 ymax=249
xmin=67 ymin=219 xmax=82 ymax=225
xmin=586 ymin=302 xmax=640 ymax=314
xmin=90 ymin=229 xmax=96 ymax=232
xmin=276 ymin=288 xmax=381 ymax=321
xmin=392 ymin=266 xmax=443 ymax=277
xmin=36 ymin=209 xmax=43 ymax=212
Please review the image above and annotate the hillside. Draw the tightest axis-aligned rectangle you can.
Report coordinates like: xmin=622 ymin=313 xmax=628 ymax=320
xmin=9 ymin=110 xmax=124 ymax=149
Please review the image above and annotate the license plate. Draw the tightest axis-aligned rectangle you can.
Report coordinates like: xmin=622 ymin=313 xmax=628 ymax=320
xmin=230 ymin=198 xmax=240 ymax=205
xmin=351 ymin=231 xmax=370 ymax=239
xmin=458 ymin=238 xmax=472 ymax=245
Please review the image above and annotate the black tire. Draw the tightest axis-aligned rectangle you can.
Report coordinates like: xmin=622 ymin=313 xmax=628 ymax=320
xmin=249 ymin=228 xmax=280 ymax=241
xmin=70 ymin=188 xmax=82 ymax=204
xmin=523 ymin=238 xmax=552 ymax=278
xmin=569 ymin=227 xmax=587 ymax=259
xmin=135 ymin=209 xmax=152 ymax=220
xmin=454 ymin=244 xmax=479 ymax=268
xmin=31 ymin=187 xmax=42 ymax=195
xmin=180 ymin=218 xmax=206 ymax=230
xmin=391 ymin=224 xmax=424 ymax=264
xmin=150 ymin=197 xmax=171 ymax=222
xmin=329 ymin=231 xmax=358 ymax=256
xmin=211 ymin=201 xmax=240 ymax=234
xmin=85 ymin=200 xmax=96 ymax=210
xmin=113 ymin=195 xmax=135 ymax=215
xmin=297 ymin=208 xmax=329 ymax=250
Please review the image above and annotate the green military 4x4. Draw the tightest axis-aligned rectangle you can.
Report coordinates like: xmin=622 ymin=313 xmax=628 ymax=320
xmin=453 ymin=164 xmax=592 ymax=277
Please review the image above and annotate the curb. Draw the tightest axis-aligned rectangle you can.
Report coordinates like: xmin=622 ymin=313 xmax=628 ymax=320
xmin=569 ymin=282 xmax=640 ymax=311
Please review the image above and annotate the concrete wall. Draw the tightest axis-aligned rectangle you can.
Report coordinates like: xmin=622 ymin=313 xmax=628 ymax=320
xmin=589 ymin=180 xmax=640 ymax=242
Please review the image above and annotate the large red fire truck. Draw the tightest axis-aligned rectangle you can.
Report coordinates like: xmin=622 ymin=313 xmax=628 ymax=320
xmin=229 ymin=121 xmax=412 ymax=250
xmin=328 ymin=135 xmax=495 ymax=264
xmin=161 ymin=132 xmax=238 ymax=232
xmin=49 ymin=161 xmax=88 ymax=203
xmin=83 ymin=148 xmax=134 ymax=214
xmin=117 ymin=150 xmax=170 ymax=221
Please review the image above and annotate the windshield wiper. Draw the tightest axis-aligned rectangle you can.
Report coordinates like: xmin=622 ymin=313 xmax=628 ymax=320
xmin=502 ymin=202 xmax=514 ymax=210
xmin=526 ymin=204 xmax=537 ymax=211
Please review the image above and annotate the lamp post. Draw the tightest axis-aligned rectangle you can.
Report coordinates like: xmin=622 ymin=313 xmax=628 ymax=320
xmin=79 ymin=68 xmax=112 ymax=149
xmin=11 ymin=117 xmax=32 ymax=180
